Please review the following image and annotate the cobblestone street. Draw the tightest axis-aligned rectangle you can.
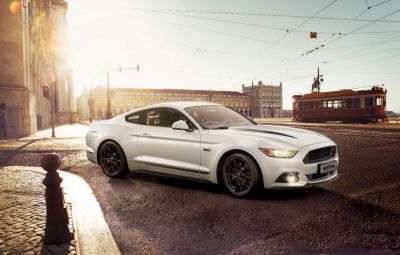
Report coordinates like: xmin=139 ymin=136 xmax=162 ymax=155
xmin=1 ymin=124 xmax=400 ymax=254
xmin=0 ymin=167 xmax=76 ymax=255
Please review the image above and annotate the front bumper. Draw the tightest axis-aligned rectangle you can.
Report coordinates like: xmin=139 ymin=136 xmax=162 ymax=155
xmin=259 ymin=141 xmax=339 ymax=189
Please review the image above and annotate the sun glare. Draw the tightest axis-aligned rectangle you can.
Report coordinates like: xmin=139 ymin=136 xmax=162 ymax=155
xmin=9 ymin=0 xmax=21 ymax=14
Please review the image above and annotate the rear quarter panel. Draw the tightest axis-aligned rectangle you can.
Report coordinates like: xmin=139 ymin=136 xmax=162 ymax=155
xmin=86 ymin=120 xmax=141 ymax=169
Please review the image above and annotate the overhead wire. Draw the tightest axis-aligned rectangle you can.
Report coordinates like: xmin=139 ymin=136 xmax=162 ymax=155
xmin=120 ymin=7 xmax=400 ymax=23
xmin=300 ymin=0 xmax=393 ymax=57
xmin=324 ymin=33 xmax=400 ymax=63
xmin=70 ymin=3 xmax=400 ymax=83
xmin=260 ymin=0 xmax=339 ymax=53
xmin=324 ymin=39 xmax=400 ymax=50
xmin=328 ymin=46 xmax=400 ymax=62
xmin=119 ymin=7 xmax=400 ymax=35
xmin=323 ymin=6 xmax=400 ymax=47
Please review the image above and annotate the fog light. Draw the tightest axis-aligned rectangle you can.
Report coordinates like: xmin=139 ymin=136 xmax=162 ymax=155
xmin=276 ymin=172 xmax=299 ymax=183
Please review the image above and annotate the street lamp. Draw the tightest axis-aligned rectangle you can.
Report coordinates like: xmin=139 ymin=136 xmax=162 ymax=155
xmin=105 ymin=65 xmax=139 ymax=119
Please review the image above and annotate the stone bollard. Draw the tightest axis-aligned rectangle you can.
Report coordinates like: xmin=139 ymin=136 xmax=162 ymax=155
xmin=41 ymin=153 xmax=72 ymax=245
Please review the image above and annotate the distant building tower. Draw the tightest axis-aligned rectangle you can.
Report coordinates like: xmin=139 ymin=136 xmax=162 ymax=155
xmin=242 ymin=81 xmax=283 ymax=118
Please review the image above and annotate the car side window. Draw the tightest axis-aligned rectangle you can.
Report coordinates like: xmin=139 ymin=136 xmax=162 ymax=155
xmin=147 ymin=108 xmax=196 ymax=129
xmin=125 ymin=110 xmax=147 ymax=125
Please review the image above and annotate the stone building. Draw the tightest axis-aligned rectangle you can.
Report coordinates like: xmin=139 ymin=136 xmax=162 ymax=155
xmin=242 ymin=81 xmax=283 ymax=118
xmin=78 ymin=87 xmax=251 ymax=120
xmin=0 ymin=0 xmax=72 ymax=137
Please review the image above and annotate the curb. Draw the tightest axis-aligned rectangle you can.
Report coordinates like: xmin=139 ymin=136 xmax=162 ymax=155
xmin=3 ymin=166 xmax=121 ymax=255
xmin=60 ymin=169 xmax=121 ymax=255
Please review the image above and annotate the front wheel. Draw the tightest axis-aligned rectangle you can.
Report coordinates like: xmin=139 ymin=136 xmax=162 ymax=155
xmin=221 ymin=153 xmax=261 ymax=198
xmin=99 ymin=141 xmax=128 ymax=178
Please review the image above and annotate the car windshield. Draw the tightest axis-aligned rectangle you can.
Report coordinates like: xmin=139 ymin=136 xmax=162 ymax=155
xmin=185 ymin=105 xmax=254 ymax=129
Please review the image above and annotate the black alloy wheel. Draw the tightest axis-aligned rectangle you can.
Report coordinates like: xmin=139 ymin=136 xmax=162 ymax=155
xmin=222 ymin=153 xmax=260 ymax=197
xmin=99 ymin=141 xmax=128 ymax=178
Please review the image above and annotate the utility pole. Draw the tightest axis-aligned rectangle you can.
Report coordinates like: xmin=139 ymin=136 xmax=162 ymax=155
xmin=105 ymin=71 xmax=112 ymax=119
xmin=50 ymin=56 xmax=57 ymax=138
xmin=105 ymin=65 xmax=139 ymax=120
xmin=251 ymin=80 xmax=254 ymax=119
xmin=51 ymin=80 xmax=56 ymax=138
xmin=312 ymin=67 xmax=323 ymax=93
xmin=89 ymin=88 xmax=92 ymax=123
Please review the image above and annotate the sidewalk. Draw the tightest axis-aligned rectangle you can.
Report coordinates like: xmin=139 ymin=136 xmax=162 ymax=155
xmin=21 ymin=124 xmax=88 ymax=140
xmin=0 ymin=166 xmax=120 ymax=255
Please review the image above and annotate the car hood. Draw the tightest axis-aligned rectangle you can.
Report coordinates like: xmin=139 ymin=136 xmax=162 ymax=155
xmin=213 ymin=124 xmax=332 ymax=149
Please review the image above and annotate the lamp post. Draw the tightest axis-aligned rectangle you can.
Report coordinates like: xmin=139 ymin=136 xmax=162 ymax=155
xmin=105 ymin=65 xmax=139 ymax=120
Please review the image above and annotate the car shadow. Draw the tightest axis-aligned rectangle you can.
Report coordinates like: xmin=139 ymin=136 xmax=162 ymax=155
xmin=116 ymin=171 xmax=332 ymax=201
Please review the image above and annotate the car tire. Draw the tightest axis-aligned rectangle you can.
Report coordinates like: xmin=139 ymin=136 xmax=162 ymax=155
xmin=99 ymin=141 xmax=128 ymax=178
xmin=221 ymin=153 xmax=260 ymax=198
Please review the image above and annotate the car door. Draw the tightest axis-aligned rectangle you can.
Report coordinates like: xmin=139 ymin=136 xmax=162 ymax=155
xmin=123 ymin=109 xmax=149 ymax=170
xmin=137 ymin=107 xmax=202 ymax=179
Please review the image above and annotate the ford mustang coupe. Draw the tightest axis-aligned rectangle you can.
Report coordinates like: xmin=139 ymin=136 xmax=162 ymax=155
xmin=85 ymin=102 xmax=338 ymax=197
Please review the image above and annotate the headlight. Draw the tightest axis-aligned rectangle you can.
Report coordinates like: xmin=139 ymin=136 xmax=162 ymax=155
xmin=259 ymin=148 xmax=297 ymax=158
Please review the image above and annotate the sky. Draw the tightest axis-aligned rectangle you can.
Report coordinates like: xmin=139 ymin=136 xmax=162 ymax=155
xmin=67 ymin=0 xmax=400 ymax=111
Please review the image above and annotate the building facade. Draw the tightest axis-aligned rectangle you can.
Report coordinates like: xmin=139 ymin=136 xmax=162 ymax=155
xmin=242 ymin=81 xmax=283 ymax=118
xmin=0 ymin=0 xmax=72 ymax=137
xmin=78 ymin=87 xmax=251 ymax=120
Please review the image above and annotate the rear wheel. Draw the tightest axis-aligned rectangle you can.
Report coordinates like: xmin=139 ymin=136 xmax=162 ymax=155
xmin=99 ymin=141 xmax=128 ymax=178
xmin=221 ymin=153 xmax=260 ymax=198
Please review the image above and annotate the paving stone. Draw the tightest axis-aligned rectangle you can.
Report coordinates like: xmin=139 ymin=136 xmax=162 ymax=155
xmin=0 ymin=168 xmax=76 ymax=255
xmin=22 ymin=251 xmax=35 ymax=255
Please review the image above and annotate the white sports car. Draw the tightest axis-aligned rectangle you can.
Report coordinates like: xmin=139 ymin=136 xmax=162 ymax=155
xmin=85 ymin=102 xmax=338 ymax=197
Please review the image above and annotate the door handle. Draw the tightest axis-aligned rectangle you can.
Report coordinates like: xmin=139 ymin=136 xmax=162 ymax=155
xmin=139 ymin=133 xmax=149 ymax=136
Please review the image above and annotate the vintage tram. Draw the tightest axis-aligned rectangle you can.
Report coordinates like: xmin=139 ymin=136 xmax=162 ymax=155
xmin=292 ymin=86 xmax=387 ymax=123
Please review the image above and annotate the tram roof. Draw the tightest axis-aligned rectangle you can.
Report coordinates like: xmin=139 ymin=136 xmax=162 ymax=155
xmin=293 ymin=87 xmax=386 ymax=100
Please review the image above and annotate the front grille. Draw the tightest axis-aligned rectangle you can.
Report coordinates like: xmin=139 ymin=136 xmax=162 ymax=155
xmin=306 ymin=171 xmax=333 ymax=180
xmin=303 ymin=146 xmax=336 ymax=164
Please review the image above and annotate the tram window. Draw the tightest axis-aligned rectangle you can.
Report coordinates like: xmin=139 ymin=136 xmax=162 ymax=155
xmin=353 ymin=98 xmax=361 ymax=108
xmin=346 ymin=99 xmax=353 ymax=108
xmin=333 ymin=101 xmax=340 ymax=108
xmin=376 ymin=97 xmax=383 ymax=106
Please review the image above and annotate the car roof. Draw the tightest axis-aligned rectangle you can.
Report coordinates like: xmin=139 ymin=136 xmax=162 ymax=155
xmin=130 ymin=101 xmax=221 ymax=112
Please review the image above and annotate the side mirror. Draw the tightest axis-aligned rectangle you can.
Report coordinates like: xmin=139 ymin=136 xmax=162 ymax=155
xmin=172 ymin=120 xmax=192 ymax=131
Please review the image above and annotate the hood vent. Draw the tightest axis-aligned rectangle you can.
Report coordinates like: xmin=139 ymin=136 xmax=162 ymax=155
xmin=230 ymin=128 xmax=297 ymax=139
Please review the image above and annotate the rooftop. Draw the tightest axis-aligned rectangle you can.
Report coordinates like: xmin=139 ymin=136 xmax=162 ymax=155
xmin=92 ymin=87 xmax=247 ymax=96
xmin=294 ymin=87 xmax=386 ymax=100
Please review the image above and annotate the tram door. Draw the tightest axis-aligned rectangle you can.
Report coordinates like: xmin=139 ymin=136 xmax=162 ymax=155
xmin=365 ymin=97 xmax=373 ymax=115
